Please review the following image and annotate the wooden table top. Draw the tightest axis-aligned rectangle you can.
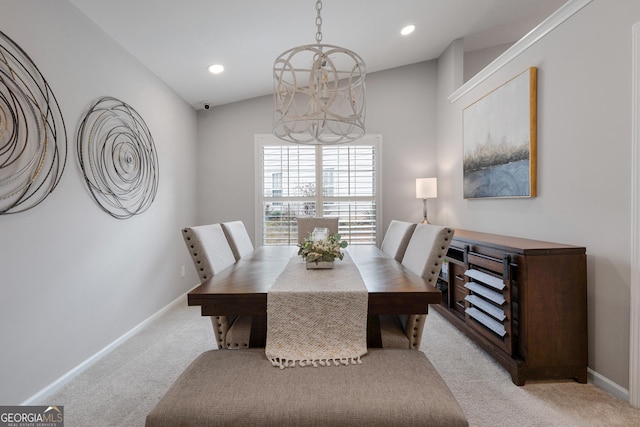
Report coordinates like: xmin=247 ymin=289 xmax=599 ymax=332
xmin=188 ymin=244 xmax=442 ymax=316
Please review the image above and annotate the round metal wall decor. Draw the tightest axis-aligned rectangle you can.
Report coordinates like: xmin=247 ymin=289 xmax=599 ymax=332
xmin=77 ymin=97 xmax=159 ymax=220
xmin=0 ymin=31 xmax=68 ymax=214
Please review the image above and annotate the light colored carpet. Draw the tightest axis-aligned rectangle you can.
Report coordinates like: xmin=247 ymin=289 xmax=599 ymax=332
xmin=37 ymin=297 xmax=640 ymax=426
xmin=422 ymin=311 xmax=640 ymax=426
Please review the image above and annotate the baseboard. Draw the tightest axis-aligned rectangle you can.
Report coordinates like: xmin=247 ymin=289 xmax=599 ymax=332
xmin=588 ymin=367 xmax=630 ymax=402
xmin=20 ymin=288 xmax=196 ymax=405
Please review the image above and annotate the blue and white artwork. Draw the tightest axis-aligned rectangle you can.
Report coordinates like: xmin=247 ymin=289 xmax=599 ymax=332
xmin=463 ymin=68 xmax=537 ymax=199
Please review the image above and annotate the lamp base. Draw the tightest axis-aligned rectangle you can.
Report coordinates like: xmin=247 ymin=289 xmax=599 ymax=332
xmin=421 ymin=198 xmax=430 ymax=224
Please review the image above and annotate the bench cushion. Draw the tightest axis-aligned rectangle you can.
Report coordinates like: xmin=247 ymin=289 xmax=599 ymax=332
xmin=146 ymin=348 xmax=468 ymax=427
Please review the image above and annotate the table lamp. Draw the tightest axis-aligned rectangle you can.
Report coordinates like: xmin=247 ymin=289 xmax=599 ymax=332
xmin=416 ymin=177 xmax=437 ymax=224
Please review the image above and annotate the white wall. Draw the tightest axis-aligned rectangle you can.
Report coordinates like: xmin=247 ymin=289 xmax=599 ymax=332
xmin=368 ymin=63 xmax=439 ymax=230
xmin=196 ymin=96 xmax=272 ymax=234
xmin=196 ymin=61 xmax=439 ymax=243
xmin=0 ymin=1 xmax=199 ymax=404
xmin=437 ymin=0 xmax=640 ymax=390
xmin=464 ymin=42 xmax=513 ymax=83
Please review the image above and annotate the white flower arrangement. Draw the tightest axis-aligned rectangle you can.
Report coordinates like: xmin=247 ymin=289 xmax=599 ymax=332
xmin=297 ymin=232 xmax=348 ymax=264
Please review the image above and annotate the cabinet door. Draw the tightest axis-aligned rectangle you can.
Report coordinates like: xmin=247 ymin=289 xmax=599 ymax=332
xmin=463 ymin=253 xmax=515 ymax=356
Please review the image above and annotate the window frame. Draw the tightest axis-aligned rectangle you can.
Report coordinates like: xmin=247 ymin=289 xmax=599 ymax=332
xmin=254 ymin=134 xmax=382 ymax=246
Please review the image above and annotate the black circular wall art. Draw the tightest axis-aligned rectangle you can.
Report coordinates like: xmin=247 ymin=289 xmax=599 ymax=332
xmin=77 ymin=97 xmax=159 ymax=220
xmin=0 ymin=31 xmax=67 ymax=214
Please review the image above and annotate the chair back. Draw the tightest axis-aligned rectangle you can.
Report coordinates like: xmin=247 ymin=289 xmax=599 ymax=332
xmin=182 ymin=224 xmax=237 ymax=282
xmin=380 ymin=220 xmax=417 ymax=262
xmin=401 ymin=224 xmax=454 ymax=286
xmin=222 ymin=221 xmax=254 ymax=260
xmin=296 ymin=217 xmax=339 ymax=243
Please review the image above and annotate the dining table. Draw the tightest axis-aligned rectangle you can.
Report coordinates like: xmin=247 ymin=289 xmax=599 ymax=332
xmin=187 ymin=244 xmax=442 ymax=348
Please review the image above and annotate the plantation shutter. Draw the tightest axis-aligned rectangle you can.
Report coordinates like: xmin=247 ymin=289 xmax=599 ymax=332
xmin=258 ymin=135 xmax=380 ymax=245
xmin=321 ymin=145 xmax=377 ymax=244
xmin=262 ymin=145 xmax=316 ymax=245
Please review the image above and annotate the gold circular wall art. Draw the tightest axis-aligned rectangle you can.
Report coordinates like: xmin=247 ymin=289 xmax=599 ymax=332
xmin=0 ymin=31 xmax=67 ymax=214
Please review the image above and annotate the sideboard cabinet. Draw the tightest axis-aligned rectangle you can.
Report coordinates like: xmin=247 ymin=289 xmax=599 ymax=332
xmin=434 ymin=229 xmax=587 ymax=385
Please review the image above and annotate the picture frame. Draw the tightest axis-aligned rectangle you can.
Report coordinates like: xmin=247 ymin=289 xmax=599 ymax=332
xmin=463 ymin=67 xmax=537 ymax=199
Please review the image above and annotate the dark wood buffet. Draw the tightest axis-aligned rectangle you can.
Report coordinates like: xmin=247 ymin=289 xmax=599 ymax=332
xmin=433 ymin=229 xmax=587 ymax=385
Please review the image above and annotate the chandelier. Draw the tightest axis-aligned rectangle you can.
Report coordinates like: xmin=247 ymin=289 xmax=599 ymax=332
xmin=273 ymin=0 xmax=366 ymax=145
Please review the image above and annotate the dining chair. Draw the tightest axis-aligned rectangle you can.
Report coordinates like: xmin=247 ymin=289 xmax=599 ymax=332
xmin=182 ymin=224 xmax=251 ymax=349
xmin=380 ymin=223 xmax=454 ymax=350
xmin=380 ymin=220 xmax=417 ymax=262
xmin=221 ymin=220 xmax=254 ymax=261
xmin=296 ymin=217 xmax=339 ymax=243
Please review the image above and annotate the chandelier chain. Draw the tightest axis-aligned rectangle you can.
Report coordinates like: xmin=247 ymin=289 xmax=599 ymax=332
xmin=315 ymin=0 xmax=323 ymax=43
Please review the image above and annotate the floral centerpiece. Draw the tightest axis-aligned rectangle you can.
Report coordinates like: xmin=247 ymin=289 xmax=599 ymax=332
xmin=298 ymin=232 xmax=348 ymax=268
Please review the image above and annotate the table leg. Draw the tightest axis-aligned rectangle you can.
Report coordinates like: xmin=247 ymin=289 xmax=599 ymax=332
xmin=367 ymin=315 xmax=382 ymax=347
xmin=249 ymin=315 xmax=267 ymax=348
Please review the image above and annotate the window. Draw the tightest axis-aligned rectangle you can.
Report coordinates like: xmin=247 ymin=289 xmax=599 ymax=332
xmin=256 ymin=134 xmax=381 ymax=246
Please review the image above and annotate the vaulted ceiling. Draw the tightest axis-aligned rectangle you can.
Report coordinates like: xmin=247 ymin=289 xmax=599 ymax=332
xmin=69 ymin=0 xmax=566 ymax=109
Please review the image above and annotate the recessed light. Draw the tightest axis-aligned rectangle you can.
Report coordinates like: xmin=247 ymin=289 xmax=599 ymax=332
xmin=208 ymin=64 xmax=224 ymax=74
xmin=401 ymin=25 xmax=415 ymax=36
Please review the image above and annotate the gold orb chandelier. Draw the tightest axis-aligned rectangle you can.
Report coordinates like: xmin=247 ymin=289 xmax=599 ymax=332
xmin=273 ymin=0 xmax=366 ymax=145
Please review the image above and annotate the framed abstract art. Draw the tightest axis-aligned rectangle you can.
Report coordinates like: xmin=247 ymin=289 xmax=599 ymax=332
xmin=463 ymin=67 xmax=537 ymax=199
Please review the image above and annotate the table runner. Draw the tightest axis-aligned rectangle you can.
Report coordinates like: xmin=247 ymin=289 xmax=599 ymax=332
xmin=265 ymin=253 xmax=368 ymax=368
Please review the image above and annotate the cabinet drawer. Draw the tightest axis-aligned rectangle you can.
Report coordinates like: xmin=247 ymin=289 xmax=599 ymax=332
xmin=453 ymin=284 xmax=467 ymax=315
xmin=449 ymin=262 xmax=467 ymax=315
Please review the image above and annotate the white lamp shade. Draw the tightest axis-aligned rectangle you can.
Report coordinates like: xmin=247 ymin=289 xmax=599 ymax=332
xmin=416 ymin=177 xmax=437 ymax=199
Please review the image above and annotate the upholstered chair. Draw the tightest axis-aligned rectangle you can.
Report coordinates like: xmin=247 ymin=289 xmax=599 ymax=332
xmin=221 ymin=220 xmax=254 ymax=261
xmin=380 ymin=224 xmax=454 ymax=350
xmin=182 ymin=224 xmax=251 ymax=349
xmin=296 ymin=217 xmax=339 ymax=243
xmin=380 ymin=220 xmax=417 ymax=262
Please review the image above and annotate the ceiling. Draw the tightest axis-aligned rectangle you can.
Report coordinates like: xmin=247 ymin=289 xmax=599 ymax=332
xmin=68 ymin=0 xmax=567 ymax=110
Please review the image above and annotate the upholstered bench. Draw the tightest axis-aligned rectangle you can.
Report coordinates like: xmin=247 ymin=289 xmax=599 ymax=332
xmin=146 ymin=348 xmax=468 ymax=427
